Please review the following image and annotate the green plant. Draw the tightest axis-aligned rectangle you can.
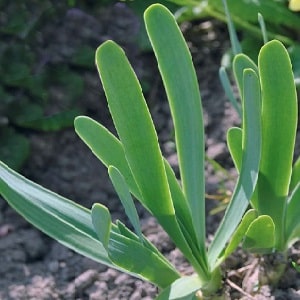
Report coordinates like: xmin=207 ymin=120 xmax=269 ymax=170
xmin=0 ymin=1 xmax=87 ymax=170
xmin=0 ymin=3 xmax=298 ymax=299
xmin=218 ymin=1 xmax=300 ymax=272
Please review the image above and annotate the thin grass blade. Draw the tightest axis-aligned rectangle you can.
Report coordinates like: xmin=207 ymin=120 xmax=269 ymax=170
xmin=258 ymin=13 xmax=268 ymax=44
xmin=222 ymin=0 xmax=242 ymax=55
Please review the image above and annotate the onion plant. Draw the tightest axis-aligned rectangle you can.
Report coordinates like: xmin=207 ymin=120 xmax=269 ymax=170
xmin=0 ymin=3 xmax=298 ymax=299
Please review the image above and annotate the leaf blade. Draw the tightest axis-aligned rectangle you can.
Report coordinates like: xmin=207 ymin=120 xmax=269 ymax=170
xmin=0 ymin=161 xmax=114 ymax=267
xmin=257 ymin=40 xmax=298 ymax=249
xmin=74 ymin=116 xmax=142 ymax=200
xmin=96 ymin=40 xmax=173 ymax=218
xmin=208 ymin=68 xmax=261 ymax=268
xmin=145 ymin=3 xmax=206 ymax=260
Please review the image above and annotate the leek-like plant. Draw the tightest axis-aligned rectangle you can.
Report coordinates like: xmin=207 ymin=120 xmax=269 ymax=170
xmin=220 ymin=5 xmax=299 ymax=284
xmin=226 ymin=41 xmax=299 ymax=275
xmin=1 ymin=3 xmax=297 ymax=298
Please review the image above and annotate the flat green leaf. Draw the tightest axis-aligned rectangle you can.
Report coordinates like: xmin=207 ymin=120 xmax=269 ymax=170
xmin=243 ymin=215 xmax=275 ymax=253
xmin=257 ymin=40 xmax=298 ymax=249
xmin=221 ymin=0 xmax=241 ymax=55
xmin=108 ymin=166 xmax=142 ymax=240
xmin=286 ymin=183 xmax=300 ymax=245
xmin=96 ymin=40 xmax=173 ymax=218
xmin=108 ymin=230 xmax=180 ymax=289
xmin=145 ymin=3 xmax=206 ymax=262
xmin=0 ymin=161 xmax=114 ymax=268
xmin=208 ymin=68 xmax=261 ymax=268
xmin=74 ymin=116 xmax=142 ymax=200
xmin=115 ymin=219 xmax=171 ymax=265
xmin=233 ymin=54 xmax=258 ymax=101
xmin=223 ymin=209 xmax=257 ymax=259
xmin=227 ymin=127 xmax=242 ymax=172
xmin=157 ymin=275 xmax=202 ymax=300
xmin=91 ymin=203 xmax=111 ymax=249
xmin=0 ymin=161 xmax=179 ymax=287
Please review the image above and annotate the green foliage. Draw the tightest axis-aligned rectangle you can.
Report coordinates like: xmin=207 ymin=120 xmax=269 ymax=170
xmin=0 ymin=1 xmax=89 ymax=169
xmin=0 ymin=3 xmax=298 ymax=299
xmin=228 ymin=40 xmax=299 ymax=256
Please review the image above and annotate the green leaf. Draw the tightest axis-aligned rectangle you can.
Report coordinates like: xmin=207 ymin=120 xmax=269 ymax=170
xmin=145 ymin=3 xmax=206 ymax=262
xmin=157 ymin=275 xmax=202 ymax=300
xmin=91 ymin=203 xmax=111 ymax=249
xmin=233 ymin=54 xmax=258 ymax=101
xmin=221 ymin=0 xmax=241 ymax=55
xmin=74 ymin=116 xmax=142 ymax=200
xmin=286 ymin=183 xmax=300 ymax=245
xmin=96 ymin=40 xmax=173 ymax=218
xmin=243 ymin=215 xmax=275 ymax=253
xmin=208 ymin=68 xmax=261 ymax=268
xmin=108 ymin=166 xmax=143 ymax=240
xmin=0 ymin=160 xmax=179 ymax=287
xmin=227 ymin=127 xmax=242 ymax=172
xmin=0 ymin=161 xmax=114 ymax=268
xmin=108 ymin=230 xmax=180 ymax=289
xmin=223 ymin=209 xmax=258 ymax=259
xmin=257 ymin=40 xmax=298 ymax=249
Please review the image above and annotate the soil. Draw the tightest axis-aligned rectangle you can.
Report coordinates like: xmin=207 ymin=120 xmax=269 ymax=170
xmin=1 ymin=2 xmax=300 ymax=300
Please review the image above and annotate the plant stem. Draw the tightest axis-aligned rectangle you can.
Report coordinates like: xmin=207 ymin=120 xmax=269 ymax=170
xmin=198 ymin=266 xmax=223 ymax=298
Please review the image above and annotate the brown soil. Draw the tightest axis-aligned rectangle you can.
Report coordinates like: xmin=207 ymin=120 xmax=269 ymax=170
xmin=1 ymin=2 xmax=299 ymax=299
